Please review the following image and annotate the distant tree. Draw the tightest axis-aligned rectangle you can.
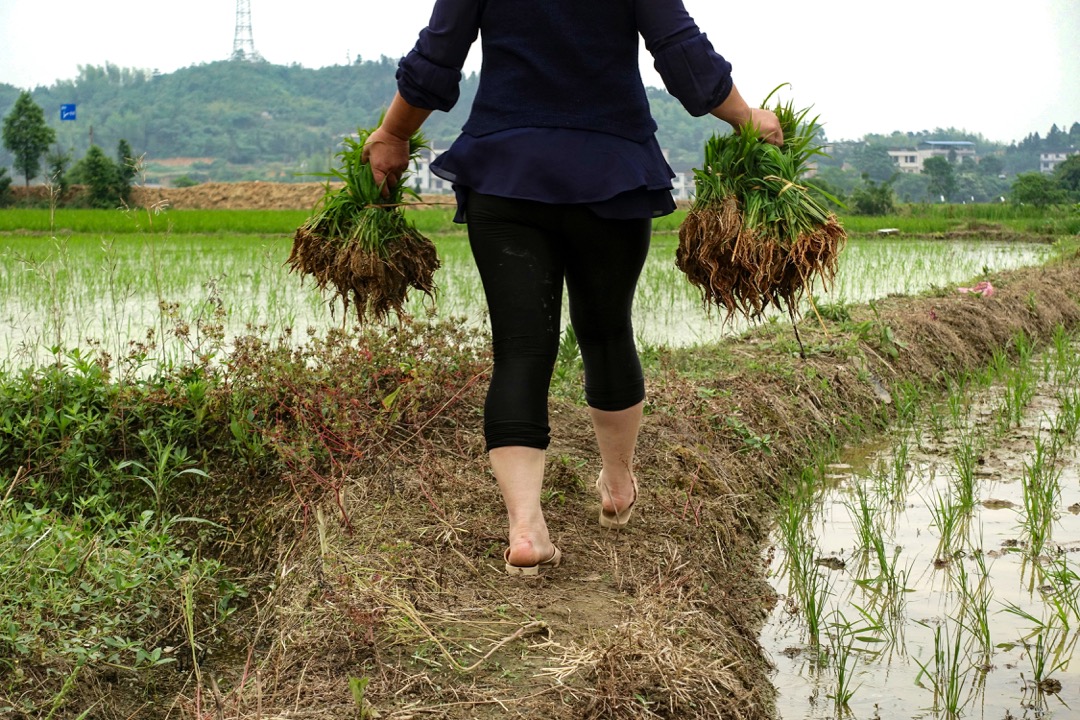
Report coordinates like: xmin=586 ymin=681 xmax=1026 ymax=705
xmin=891 ymin=172 xmax=931 ymax=203
xmin=1045 ymin=124 xmax=1067 ymax=150
xmin=116 ymin=139 xmax=137 ymax=202
xmin=116 ymin=139 xmax=137 ymax=183
xmin=1019 ymin=132 xmax=1042 ymax=151
xmin=67 ymin=145 xmax=121 ymax=208
xmin=807 ymin=175 xmax=847 ymax=213
xmin=1070 ymin=122 xmax=1080 ymax=143
xmin=977 ymin=155 xmax=1004 ymax=177
xmin=954 ymin=170 xmax=1009 ymax=204
xmin=172 ymin=174 xmax=200 ymax=188
xmin=1054 ymin=153 xmax=1080 ymax=199
xmin=851 ymin=144 xmax=897 ymax=183
xmin=850 ymin=175 xmax=896 ymax=215
xmin=807 ymin=166 xmax=861 ymax=205
xmin=922 ymin=156 xmax=957 ymax=201
xmin=45 ymin=146 xmax=73 ymax=197
xmin=1010 ymin=172 xmax=1066 ymax=207
xmin=0 ymin=166 xmax=12 ymax=206
xmin=1 ymin=91 xmax=57 ymax=187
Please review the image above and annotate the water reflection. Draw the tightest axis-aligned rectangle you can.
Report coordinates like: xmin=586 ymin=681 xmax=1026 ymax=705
xmin=763 ymin=357 xmax=1080 ymax=719
xmin=0 ymin=233 xmax=1056 ymax=366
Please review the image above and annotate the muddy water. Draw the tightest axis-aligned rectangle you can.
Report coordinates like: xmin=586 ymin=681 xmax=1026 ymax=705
xmin=763 ymin=357 xmax=1080 ymax=718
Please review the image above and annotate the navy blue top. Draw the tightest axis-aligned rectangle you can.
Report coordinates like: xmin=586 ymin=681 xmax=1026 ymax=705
xmin=396 ymin=0 xmax=735 ymax=222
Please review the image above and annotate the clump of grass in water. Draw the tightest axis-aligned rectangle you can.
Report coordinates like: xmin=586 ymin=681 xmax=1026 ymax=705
xmin=825 ymin=609 xmax=881 ymax=712
xmin=926 ymin=486 xmax=966 ymax=562
xmin=677 ymin=86 xmax=846 ymax=334
xmin=891 ymin=378 xmax=925 ymax=432
xmin=775 ymin=467 xmax=833 ymax=648
xmin=985 ymin=330 xmax=1038 ymax=436
xmin=953 ymin=550 xmax=995 ymax=667
xmin=844 ymin=480 xmax=878 ymax=562
xmin=1049 ymin=325 xmax=1078 ymax=387
xmin=915 ymin=616 xmax=974 ymax=719
xmin=1018 ymin=433 xmax=1062 ymax=560
xmin=1056 ymin=383 xmax=1080 ymax=445
xmin=1001 ymin=604 xmax=1073 ymax=697
xmin=951 ymin=427 xmax=983 ymax=515
xmin=288 ymin=127 xmax=439 ymax=324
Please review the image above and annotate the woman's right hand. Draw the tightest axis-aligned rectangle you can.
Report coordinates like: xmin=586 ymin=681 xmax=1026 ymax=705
xmin=361 ymin=126 xmax=411 ymax=199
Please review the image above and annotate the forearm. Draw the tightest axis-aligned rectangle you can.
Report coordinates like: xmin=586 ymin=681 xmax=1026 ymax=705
xmin=709 ymin=84 xmax=784 ymax=146
xmin=362 ymin=93 xmax=433 ymax=197
xmin=379 ymin=92 xmax=433 ymax=141
xmin=708 ymin=84 xmax=752 ymax=128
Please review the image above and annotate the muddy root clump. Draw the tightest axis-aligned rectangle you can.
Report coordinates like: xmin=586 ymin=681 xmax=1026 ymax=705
xmin=287 ymin=218 xmax=439 ymax=324
xmin=678 ymin=197 xmax=846 ymax=321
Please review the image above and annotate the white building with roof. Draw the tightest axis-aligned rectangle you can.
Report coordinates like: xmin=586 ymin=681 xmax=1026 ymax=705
xmin=1040 ymin=151 xmax=1075 ymax=174
xmin=887 ymin=140 xmax=977 ymax=173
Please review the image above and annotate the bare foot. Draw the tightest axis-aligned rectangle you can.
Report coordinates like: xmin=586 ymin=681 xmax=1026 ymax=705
xmin=597 ymin=469 xmax=637 ymax=517
xmin=505 ymin=528 xmax=557 ymax=568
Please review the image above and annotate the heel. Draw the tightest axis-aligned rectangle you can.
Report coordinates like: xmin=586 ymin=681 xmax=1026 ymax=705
xmin=596 ymin=475 xmax=639 ymax=529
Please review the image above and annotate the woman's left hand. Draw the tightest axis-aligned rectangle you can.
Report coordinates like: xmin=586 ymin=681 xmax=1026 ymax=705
xmin=745 ymin=108 xmax=784 ymax=146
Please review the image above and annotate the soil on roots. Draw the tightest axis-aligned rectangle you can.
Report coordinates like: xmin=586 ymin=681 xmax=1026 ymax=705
xmin=287 ymin=223 xmax=440 ymax=324
xmin=677 ymin=197 xmax=846 ymax=321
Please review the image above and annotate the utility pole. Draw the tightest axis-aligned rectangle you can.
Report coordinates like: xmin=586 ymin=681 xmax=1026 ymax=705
xmin=232 ymin=0 xmax=258 ymax=61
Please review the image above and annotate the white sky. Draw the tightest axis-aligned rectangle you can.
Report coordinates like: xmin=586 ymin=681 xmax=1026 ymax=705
xmin=1 ymin=0 xmax=1077 ymax=143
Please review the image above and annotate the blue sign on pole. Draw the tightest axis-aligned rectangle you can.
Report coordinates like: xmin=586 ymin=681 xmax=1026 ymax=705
xmin=60 ymin=104 xmax=76 ymax=121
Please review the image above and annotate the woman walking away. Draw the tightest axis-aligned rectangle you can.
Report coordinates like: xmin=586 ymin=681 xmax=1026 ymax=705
xmin=363 ymin=0 xmax=784 ymax=575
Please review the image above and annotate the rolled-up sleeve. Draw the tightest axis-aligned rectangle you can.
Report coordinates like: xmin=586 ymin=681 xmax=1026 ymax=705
xmin=397 ymin=0 xmax=482 ymax=111
xmin=637 ymin=0 xmax=734 ymax=116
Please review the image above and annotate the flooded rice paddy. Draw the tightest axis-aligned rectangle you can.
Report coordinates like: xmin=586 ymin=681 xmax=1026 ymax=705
xmin=763 ymin=330 xmax=1080 ymax=719
xmin=0 ymin=231 xmax=1056 ymax=366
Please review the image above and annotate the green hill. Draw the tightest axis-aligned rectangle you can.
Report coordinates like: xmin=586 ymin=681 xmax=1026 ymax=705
xmin=0 ymin=58 xmax=717 ymax=184
xmin=1 ymin=59 xmax=1075 ymax=187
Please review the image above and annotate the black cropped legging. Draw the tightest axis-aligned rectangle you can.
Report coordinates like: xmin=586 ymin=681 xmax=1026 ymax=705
xmin=466 ymin=190 xmax=651 ymax=451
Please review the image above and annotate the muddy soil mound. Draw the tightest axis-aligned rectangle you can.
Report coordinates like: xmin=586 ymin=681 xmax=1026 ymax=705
xmin=11 ymin=183 xmax=455 ymax=210
xmin=10 ymin=182 xmax=331 ymax=210
xmin=133 ymin=184 xmax=456 ymax=210
xmin=131 ymin=182 xmax=330 ymax=210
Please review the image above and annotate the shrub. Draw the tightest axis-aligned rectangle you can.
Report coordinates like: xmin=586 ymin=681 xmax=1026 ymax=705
xmin=850 ymin=176 xmax=897 ymax=216
xmin=173 ymin=174 xmax=200 ymax=188
xmin=0 ymin=166 xmax=11 ymax=206
xmin=1011 ymin=172 xmax=1068 ymax=207
xmin=45 ymin=146 xmax=73 ymax=198
xmin=66 ymin=145 xmax=122 ymax=208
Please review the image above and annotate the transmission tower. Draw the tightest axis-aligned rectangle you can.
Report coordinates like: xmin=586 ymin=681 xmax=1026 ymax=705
xmin=232 ymin=0 xmax=259 ymax=61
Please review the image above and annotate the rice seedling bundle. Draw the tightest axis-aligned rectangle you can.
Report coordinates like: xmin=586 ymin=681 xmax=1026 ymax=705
xmin=287 ymin=128 xmax=439 ymax=323
xmin=677 ymin=91 xmax=846 ymax=323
